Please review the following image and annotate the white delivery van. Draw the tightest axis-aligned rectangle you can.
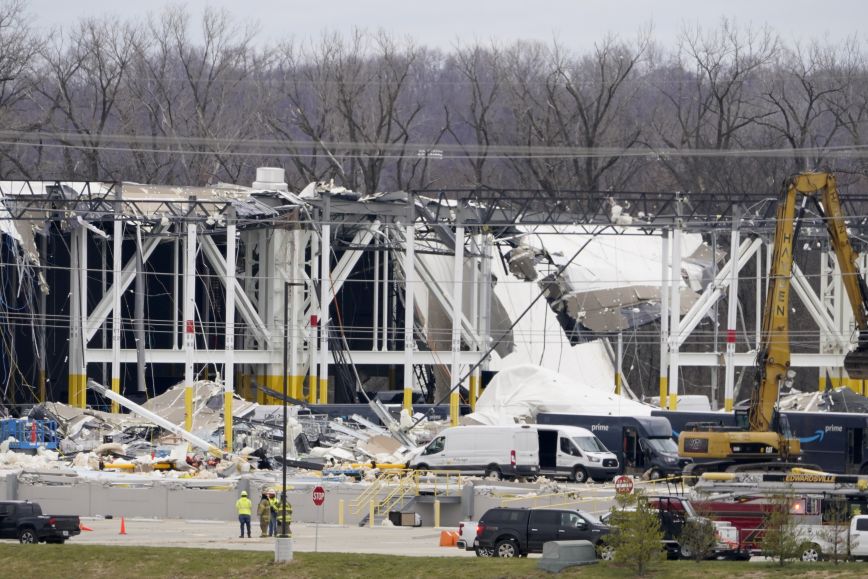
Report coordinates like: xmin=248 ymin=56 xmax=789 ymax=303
xmin=409 ymin=425 xmax=539 ymax=480
xmin=531 ymin=425 xmax=619 ymax=483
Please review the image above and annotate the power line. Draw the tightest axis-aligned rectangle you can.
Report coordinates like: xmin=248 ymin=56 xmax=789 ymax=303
xmin=3 ymin=129 xmax=868 ymax=160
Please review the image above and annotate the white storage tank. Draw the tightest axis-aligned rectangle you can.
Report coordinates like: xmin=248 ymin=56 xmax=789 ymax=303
xmin=252 ymin=167 xmax=288 ymax=192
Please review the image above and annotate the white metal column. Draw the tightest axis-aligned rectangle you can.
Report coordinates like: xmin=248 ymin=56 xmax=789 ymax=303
xmin=403 ymin=203 xmax=416 ymax=412
xmin=68 ymin=229 xmax=82 ymax=407
xmin=319 ymin=200 xmax=331 ymax=404
xmin=184 ymin=222 xmax=197 ymax=432
xmin=659 ymin=230 xmax=670 ymax=409
xmin=469 ymin=233 xmax=481 ymax=410
xmin=723 ymin=212 xmax=741 ymax=411
xmin=308 ymin=230 xmax=319 ymax=403
xmin=111 ymin=208 xmax=122 ymax=412
xmin=224 ymin=210 xmax=236 ymax=451
xmin=756 ymin=242 xmax=763 ymax=349
xmin=290 ymin=228 xmax=303 ymax=399
xmin=668 ymin=215 xmax=683 ymax=411
xmin=450 ymin=223 xmax=465 ymax=426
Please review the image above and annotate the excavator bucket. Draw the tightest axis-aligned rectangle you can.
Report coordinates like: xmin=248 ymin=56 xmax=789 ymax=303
xmin=844 ymin=347 xmax=868 ymax=380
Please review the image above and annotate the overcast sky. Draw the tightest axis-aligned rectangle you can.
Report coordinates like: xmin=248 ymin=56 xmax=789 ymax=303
xmin=32 ymin=0 xmax=866 ymax=52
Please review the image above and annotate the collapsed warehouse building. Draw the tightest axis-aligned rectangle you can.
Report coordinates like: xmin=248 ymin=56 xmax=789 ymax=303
xmin=1 ymin=168 xmax=868 ymax=455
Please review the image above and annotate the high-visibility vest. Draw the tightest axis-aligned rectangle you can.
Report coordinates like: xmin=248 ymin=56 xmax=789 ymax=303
xmin=257 ymin=498 xmax=272 ymax=520
xmin=236 ymin=497 xmax=252 ymax=516
xmin=275 ymin=501 xmax=293 ymax=523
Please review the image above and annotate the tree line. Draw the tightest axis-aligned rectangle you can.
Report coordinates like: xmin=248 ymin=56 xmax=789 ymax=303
xmin=0 ymin=2 xmax=867 ymax=196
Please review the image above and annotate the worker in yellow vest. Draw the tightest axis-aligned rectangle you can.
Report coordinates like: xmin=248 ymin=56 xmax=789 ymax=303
xmin=274 ymin=495 xmax=293 ymax=537
xmin=235 ymin=490 xmax=252 ymax=538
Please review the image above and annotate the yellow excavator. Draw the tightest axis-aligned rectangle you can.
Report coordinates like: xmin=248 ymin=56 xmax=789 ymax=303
xmin=679 ymin=172 xmax=868 ymax=477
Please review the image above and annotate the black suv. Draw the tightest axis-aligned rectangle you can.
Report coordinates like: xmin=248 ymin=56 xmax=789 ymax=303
xmin=474 ymin=507 xmax=612 ymax=558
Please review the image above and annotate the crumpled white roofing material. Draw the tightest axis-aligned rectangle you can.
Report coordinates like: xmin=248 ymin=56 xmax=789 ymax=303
xmin=467 ymin=364 xmax=651 ymax=425
xmin=521 ymin=228 xmax=707 ymax=293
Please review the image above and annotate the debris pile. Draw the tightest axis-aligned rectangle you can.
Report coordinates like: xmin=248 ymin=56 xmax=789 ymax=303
xmin=0 ymin=380 xmax=433 ymax=484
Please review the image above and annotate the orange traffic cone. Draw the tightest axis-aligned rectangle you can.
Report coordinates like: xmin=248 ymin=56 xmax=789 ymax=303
xmin=119 ymin=517 xmax=127 ymax=535
xmin=439 ymin=530 xmax=457 ymax=547
xmin=79 ymin=522 xmax=94 ymax=532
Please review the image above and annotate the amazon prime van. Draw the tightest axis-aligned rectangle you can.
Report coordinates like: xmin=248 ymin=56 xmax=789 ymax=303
xmin=408 ymin=425 xmax=539 ymax=479
xmin=531 ymin=425 xmax=619 ymax=482
xmin=537 ymin=413 xmax=690 ymax=479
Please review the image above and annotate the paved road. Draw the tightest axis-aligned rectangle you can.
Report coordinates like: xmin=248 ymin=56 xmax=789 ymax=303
xmin=66 ymin=518 xmax=476 ymax=557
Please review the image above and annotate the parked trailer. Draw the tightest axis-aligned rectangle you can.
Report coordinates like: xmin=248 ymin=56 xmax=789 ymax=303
xmin=537 ymin=414 xmax=690 ymax=478
xmin=655 ymin=410 xmax=868 ymax=475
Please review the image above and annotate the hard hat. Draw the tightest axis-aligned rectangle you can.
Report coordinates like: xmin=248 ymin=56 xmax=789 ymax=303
xmin=241 ymin=491 xmax=248 ymax=496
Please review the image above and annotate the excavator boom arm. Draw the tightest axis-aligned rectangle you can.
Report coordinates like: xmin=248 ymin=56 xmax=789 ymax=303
xmin=751 ymin=172 xmax=868 ymax=433
xmin=750 ymin=181 xmax=798 ymax=432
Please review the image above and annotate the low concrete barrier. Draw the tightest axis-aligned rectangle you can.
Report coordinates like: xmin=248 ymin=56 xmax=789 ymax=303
xmin=538 ymin=540 xmax=598 ymax=573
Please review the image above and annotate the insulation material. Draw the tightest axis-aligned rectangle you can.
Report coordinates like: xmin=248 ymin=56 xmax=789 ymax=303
xmin=467 ymin=364 xmax=651 ymax=425
xmin=523 ymin=228 xmax=707 ymax=293
xmin=489 ymin=248 xmax=617 ymax=384
xmin=520 ymin=228 xmax=708 ymax=333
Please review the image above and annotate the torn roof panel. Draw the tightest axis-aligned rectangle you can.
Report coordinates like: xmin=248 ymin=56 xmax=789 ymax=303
xmin=0 ymin=180 xmax=294 ymax=224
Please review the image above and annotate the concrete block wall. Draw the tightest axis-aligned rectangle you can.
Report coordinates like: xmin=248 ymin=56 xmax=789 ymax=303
xmin=6 ymin=472 xmax=611 ymax=528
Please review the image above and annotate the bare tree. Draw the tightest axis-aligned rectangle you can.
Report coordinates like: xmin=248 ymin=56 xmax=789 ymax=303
xmin=823 ymin=37 xmax=868 ymax=175
xmin=445 ymin=43 xmax=504 ymax=187
xmin=34 ymin=17 xmax=140 ymax=179
xmin=758 ymin=40 xmax=846 ymax=170
xmin=266 ymin=31 xmax=430 ymax=193
xmin=502 ymin=34 xmax=649 ymax=195
xmin=0 ymin=0 xmax=41 ymax=178
xmin=147 ymin=7 xmax=257 ymax=185
xmin=651 ymin=20 xmax=780 ymax=193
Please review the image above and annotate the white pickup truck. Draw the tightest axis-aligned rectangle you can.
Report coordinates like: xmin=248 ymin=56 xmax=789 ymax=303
xmin=795 ymin=514 xmax=868 ymax=561
xmin=456 ymin=520 xmax=493 ymax=556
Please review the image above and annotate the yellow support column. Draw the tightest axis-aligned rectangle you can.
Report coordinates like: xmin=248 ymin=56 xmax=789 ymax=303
xmin=290 ymin=376 xmax=304 ymax=400
xmin=668 ymin=393 xmax=678 ymax=411
xmin=67 ymin=375 xmax=76 ymax=406
xmin=184 ymin=385 xmax=193 ymax=432
xmin=266 ymin=375 xmax=284 ymax=405
xmin=659 ymin=376 xmax=668 ymax=410
xmin=68 ymin=374 xmax=86 ymax=408
xmin=450 ymin=390 xmax=459 ymax=426
xmin=111 ymin=377 xmax=120 ymax=414
xmin=403 ymin=386 xmax=413 ymax=413
xmin=615 ymin=371 xmax=622 ymax=396
xmin=256 ymin=374 xmax=266 ymax=404
xmin=224 ymin=391 xmax=233 ymax=452
xmin=319 ymin=378 xmax=328 ymax=404
xmin=308 ymin=373 xmax=318 ymax=404
xmin=338 ymin=499 xmax=345 ymax=526
xmin=434 ymin=499 xmax=441 ymax=528
xmin=369 ymin=500 xmax=375 ymax=528
xmin=469 ymin=374 xmax=479 ymax=411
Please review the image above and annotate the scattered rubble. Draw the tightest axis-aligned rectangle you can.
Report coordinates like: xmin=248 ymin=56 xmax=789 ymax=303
xmin=0 ymin=379 xmax=434 ymax=486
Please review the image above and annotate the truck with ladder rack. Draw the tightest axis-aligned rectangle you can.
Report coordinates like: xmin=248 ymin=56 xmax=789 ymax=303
xmin=688 ymin=470 xmax=868 ymax=560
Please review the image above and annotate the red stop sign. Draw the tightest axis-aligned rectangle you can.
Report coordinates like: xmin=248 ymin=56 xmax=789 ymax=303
xmin=312 ymin=485 xmax=325 ymax=506
xmin=614 ymin=476 xmax=633 ymax=495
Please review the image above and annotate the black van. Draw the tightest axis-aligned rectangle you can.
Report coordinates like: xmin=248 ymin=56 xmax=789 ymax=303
xmin=537 ymin=414 xmax=690 ymax=479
